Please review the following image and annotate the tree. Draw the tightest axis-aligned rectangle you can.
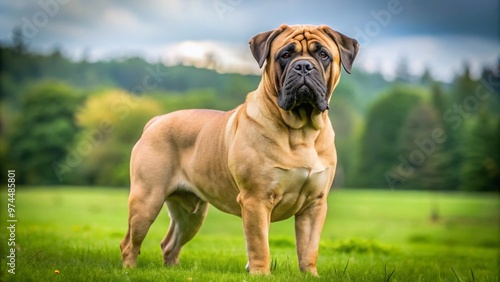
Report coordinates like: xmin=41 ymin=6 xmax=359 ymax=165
xmin=430 ymin=82 xmax=447 ymax=114
xmin=7 ymin=81 xmax=82 ymax=184
xmin=329 ymin=96 xmax=361 ymax=187
xmin=11 ymin=26 xmax=27 ymax=54
xmin=428 ymin=82 xmax=460 ymax=190
xmin=442 ymin=64 xmax=485 ymax=189
xmin=394 ymin=57 xmax=413 ymax=83
xmin=396 ymin=102 xmax=445 ymax=189
xmin=493 ymin=119 xmax=500 ymax=188
xmin=452 ymin=63 xmax=478 ymax=104
xmin=420 ymin=67 xmax=434 ymax=86
xmin=460 ymin=110 xmax=499 ymax=191
xmin=70 ymin=89 xmax=163 ymax=186
xmin=357 ymin=85 xmax=424 ymax=188
xmin=480 ymin=58 xmax=500 ymax=115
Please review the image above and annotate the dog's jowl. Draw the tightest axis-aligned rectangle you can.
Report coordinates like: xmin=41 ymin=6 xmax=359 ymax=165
xmin=120 ymin=24 xmax=358 ymax=276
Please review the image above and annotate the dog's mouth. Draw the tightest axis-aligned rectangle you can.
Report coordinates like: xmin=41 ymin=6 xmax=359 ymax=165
xmin=278 ymin=76 xmax=329 ymax=112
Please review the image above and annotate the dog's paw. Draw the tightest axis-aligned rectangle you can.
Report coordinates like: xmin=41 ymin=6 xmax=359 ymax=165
xmin=246 ymin=262 xmax=271 ymax=275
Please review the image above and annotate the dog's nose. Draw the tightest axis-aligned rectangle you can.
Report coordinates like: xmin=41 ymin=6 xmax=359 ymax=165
xmin=293 ymin=60 xmax=313 ymax=76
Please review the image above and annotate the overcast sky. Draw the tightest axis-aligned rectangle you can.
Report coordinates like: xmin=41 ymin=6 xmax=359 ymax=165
xmin=1 ymin=0 xmax=499 ymax=81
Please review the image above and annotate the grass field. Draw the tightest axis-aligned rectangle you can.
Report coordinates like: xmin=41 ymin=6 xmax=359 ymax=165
xmin=0 ymin=187 xmax=498 ymax=281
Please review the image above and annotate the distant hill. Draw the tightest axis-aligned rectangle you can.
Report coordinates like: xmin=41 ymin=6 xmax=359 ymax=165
xmin=1 ymin=45 xmax=391 ymax=115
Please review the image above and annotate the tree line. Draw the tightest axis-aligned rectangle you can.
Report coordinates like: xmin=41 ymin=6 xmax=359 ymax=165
xmin=1 ymin=44 xmax=498 ymax=191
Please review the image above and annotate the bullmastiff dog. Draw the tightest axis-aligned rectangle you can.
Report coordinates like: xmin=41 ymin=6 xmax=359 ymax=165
xmin=120 ymin=24 xmax=358 ymax=275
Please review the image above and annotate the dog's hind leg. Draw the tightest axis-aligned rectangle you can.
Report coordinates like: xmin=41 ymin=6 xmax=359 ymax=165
xmin=120 ymin=183 xmax=166 ymax=268
xmin=161 ymin=193 xmax=208 ymax=266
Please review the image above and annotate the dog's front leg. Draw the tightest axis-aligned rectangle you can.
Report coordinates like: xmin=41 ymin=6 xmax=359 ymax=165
xmin=295 ymin=197 xmax=328 ymax=276
xmin=237 ymin=192 xmax=272 ymax=275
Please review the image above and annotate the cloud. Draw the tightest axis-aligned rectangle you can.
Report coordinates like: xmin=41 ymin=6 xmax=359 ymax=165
xmin=358 ymin=35 xmax=500 ymax=81
xmin=0 ymin=0 xmax=498 ymax=81
xmin=161 ymin=40 xmax=259 ymax=74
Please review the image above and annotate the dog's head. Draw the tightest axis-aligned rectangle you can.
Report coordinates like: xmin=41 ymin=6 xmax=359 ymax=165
xmin=249 ymin=24 xmax=358 ymax=113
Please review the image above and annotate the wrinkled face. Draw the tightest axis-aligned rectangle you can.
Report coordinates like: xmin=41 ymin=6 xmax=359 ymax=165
xmin=271 ymin=27 xmax=341 ymax=112
xmin=250 ymin=25 xmax=359 ymax=114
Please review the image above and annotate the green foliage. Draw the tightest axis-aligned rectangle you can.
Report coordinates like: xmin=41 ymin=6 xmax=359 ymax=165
xmin=330 ymin=93 xmax=363 ymax=187
xmin=321 ymin=238 xmax=394 ymax=254
xmin=427 ymin=82 xmax=460 ymax=190
xmin=357 ymin=85 xmax=425 ymax=187
xmin=6 ymin=81 xmax=82 ymax=184
xmin=357 ymin=65 xmax=500 ymax=190
xmin=494 ymin=120 xmax=500 ymax=187
xmin=1 ymin=44 xmax=499 ymax=191
xmin=431 ymin=70 xmax=499 ymax=191
xmin=460 ymin=110 xmax=499 ymax=191
xmin=393 ymin=103 xmax=445 ymax=189
xmin=443 ymin=70 xmax=482 ymax=189
xmin=69 ymin=90 xmax=164 ymax=186
xmin=153 ymin=89 xmax=223 ymax=112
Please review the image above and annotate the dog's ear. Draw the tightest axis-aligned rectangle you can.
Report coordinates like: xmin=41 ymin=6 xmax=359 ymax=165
xmin=322 ymin=26 xmax=359 ymax=74
xmin=249 ymin=25 xmax=287 ymax=68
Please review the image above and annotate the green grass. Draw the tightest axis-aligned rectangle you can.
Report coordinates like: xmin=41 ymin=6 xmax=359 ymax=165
xmin=0 ymin=187 xmax=498 ymax=281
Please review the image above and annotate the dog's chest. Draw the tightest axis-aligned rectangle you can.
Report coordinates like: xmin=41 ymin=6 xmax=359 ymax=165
xmin=270 ymin=164 xmax=332 ymax=221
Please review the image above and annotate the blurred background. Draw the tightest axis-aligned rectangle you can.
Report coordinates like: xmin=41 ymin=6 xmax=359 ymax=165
xmin=1 ymin=0 xmax=499 ymax=191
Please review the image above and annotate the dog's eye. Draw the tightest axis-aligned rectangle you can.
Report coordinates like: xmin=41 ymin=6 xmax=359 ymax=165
xmin=319 ymin=51 xmax=330 ymax=61
xmin=281 ymin=52 xmax=291 ymax=60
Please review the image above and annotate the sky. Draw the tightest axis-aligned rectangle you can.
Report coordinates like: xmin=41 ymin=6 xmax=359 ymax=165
xmin=1 ymin=0 xmax=499 ymax=81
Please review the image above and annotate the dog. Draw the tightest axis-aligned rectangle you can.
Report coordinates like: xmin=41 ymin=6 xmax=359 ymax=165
xmin=120 ymin=24 xmax=358 ymax=275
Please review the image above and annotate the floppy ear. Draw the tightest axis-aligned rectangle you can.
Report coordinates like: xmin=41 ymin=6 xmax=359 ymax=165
xmin=322 ymin=26 xmax=359 ymax=74
xmin=249 ymin=25 xmax=287 ymax=68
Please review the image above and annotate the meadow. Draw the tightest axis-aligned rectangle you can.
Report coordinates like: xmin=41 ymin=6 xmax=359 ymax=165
xmin=0 ymin=187 xmax=498 ymax=281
